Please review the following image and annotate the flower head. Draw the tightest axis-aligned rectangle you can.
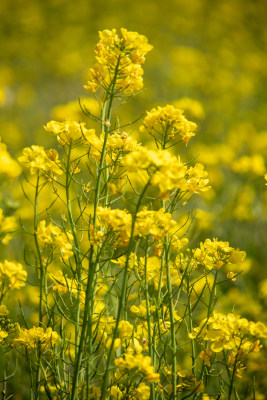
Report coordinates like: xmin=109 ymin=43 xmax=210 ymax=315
xmin=84 ymin=28 xmax=152 ymax=95
xmin=18 ymin=146 xmax=62 ymax=177
xmin=140 ymin=104 xmax=197 ymax=146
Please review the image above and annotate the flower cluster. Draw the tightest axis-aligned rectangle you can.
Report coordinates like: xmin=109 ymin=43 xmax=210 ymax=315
xmin=96 ymin=206 xmax=132 ymax=246
xmin=193 ymin=238 xmax=246 ymax=270
xmin=84 ymin=28 xmax=153 ymax=94
xmin=44 ymin=120 xmax=94 ymax=147
xmin=105 ymin=131 xmax=139 ymax=162
xmin=37 ymin=220 xmax=73 ymax=261
xmin=114 ymin=350 xmax=160 ymax=382
xmin=0 ymin=137 xmax=21 ymax=179
xmin=0 ymin=208 xmax=17 ymax=245
xmin=0 ymin=306 xmax=19 ymax=342
xmin=18 ymin=145 xmax=62 ymax=177
xmin=189 ymin=311 xmax=267 ymax=353
xmin=97 ymin=206 xmax=184 ymax=246
xmin=0 ymin=305 xmax=9 ymax=343
xmin=13 ymin=326 xmax=59 ymax=350
xmin=123 ymin=147 xmax=210 ymax=199
xmin=140 ymin=104 xmax=197 ymax=146
xmin=0 ymin=260 xmax=27 ymax=290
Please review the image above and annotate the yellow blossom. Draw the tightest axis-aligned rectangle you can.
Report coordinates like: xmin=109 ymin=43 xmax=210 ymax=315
xmin=84 ymin=28 xmax=152 ymax=95
xmin=140 ymin=104 xmax=197 ymax=146
xmin=44 ymin=120 xmax=88 ymax=147
xmin=189 ymin=311 xmax=267 ymax=354
xmin=123 ymin=147 xmax=210 ymax=199
xmin=194 ymin=238 xmax=246 ymax=270
xmin=0 ymin=209 xmax=17 ymax=245
xmin=118 ymin=320 xmax=134 ymax=340
xmin=0 ymin=260 xmax=27 ymax=290
xmin=114 ymin=350 xmax=160 ymax=382
xmin=0 ymin=137 xmax=21 ymax=179
xmin=37 ymin=220 xmax=73 ymax=261
xmin=18 ymin=145 xmax=62 ymax=177
xmin=13 ymin=326 xmax=59 ymax=349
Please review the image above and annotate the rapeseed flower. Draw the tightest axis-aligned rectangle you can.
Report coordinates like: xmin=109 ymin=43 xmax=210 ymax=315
xmin=13 ymin=326 xmax=59 ymax=349
xmin=114 ymin=350 xmax=160 ymax=382
xmin=84 ymin=28 xmax=152 ymax=95
xmin=0 ymin=137 xmax=21 ymax=179
xmin=37 ymin=220 xmax=73 ymax=261
xmin=194 ymin=238 xmax=246 ymax=270
xmin=0 ymin=260 xmax=27 ymax=290
xmin=18 ymin=145 xmax=62 ymax=177
xmin=140 ymin=104 xmax=197 ymax=146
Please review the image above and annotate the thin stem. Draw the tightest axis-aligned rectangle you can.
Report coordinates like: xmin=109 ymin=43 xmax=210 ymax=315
xmin=99 ymin=178 xmax=151 ymax=400
xmin=70 ymin=57 xmax=121 ymax=400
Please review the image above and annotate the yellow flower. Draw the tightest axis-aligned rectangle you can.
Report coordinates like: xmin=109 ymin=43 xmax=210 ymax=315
xmin=193 ymin=238 xmax=246 ymax=270
xmin=0 ymin=208 xmax=17 ymax=245
xmin=140 ymin=104 xmax=197 ymax=146
xmin=13 ymin=326 xmax=59 ymax=350
xmin=0 ymin=329 xmax=8 ymax=343
xmin=189 ymin=311 xmax=267 ymax=354
xmin=133 ymin=382 xmax=150 ymax=399
xmin=84 ymin=28 xmax=152 ymax=95
xmin=44 ymin=120 xmax=88 ymax=147
xmin=135 ymin=208 xmax=177 ymax=239
xmin=114 ymin=350 xmax=160 ymax=382
xmin=123 ymin=147 xmax=210 ymax=199
xmin=37 ymin=220 xmax=73 ymax=261
xmin=227 ymin=272 xmax=237 ymax=281
xmin=118 ymin=320 xmax=133 ymax=340
xmin=0 ymin=305 xmax=9 ymax=343
xmin=0 ymin=137 xmax=21 ymax=179
xmin=249 ymin=322 xmax=267 ymax=338
xmin=130 ymin=300 xmax=156 ymax=317
xmin=110 ymin=386 xmax=124 ymax=399
xmin=18 ymin=145 xmax=62 ymax=177
xmin=0 ymin=260 xmax=27 ymax=290
xmin=97 ymin=206 xmax=132 ymax=246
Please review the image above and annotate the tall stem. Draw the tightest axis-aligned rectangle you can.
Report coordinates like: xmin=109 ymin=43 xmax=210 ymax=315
xmin=65 ymin=144 xmax=83 ymax=361
xmin=33 ymin=172 xmax=44 ymax=400
xmin=70 ymin=57 xmax=121 ymax=400
xmin=99 ymin=179 xmax=151 ymax=400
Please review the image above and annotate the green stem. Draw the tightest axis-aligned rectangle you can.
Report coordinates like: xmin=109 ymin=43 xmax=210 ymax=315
xmin=65 ymin=144 xmax=83 ymax=361
xmin=99 ymin=178 xmax=151 ymax=400
xmin=70 ymin=58 xmax=121 ymax=400
xmin=33 ymin=172 xmax=45 ymax=400
xmin=144 ymin=240 xmax=155 ymax=400
xmin=162 ymin=199 xmax=177 ymax=399
xmin=187 ymin=277 xmax=196 ymax=375
xmin=165 ymin=242 xmax=177 ymax=399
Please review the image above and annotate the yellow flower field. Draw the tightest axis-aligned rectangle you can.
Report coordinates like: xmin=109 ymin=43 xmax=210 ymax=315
xmin=0 ymin=1 xmax=267 ymax=399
